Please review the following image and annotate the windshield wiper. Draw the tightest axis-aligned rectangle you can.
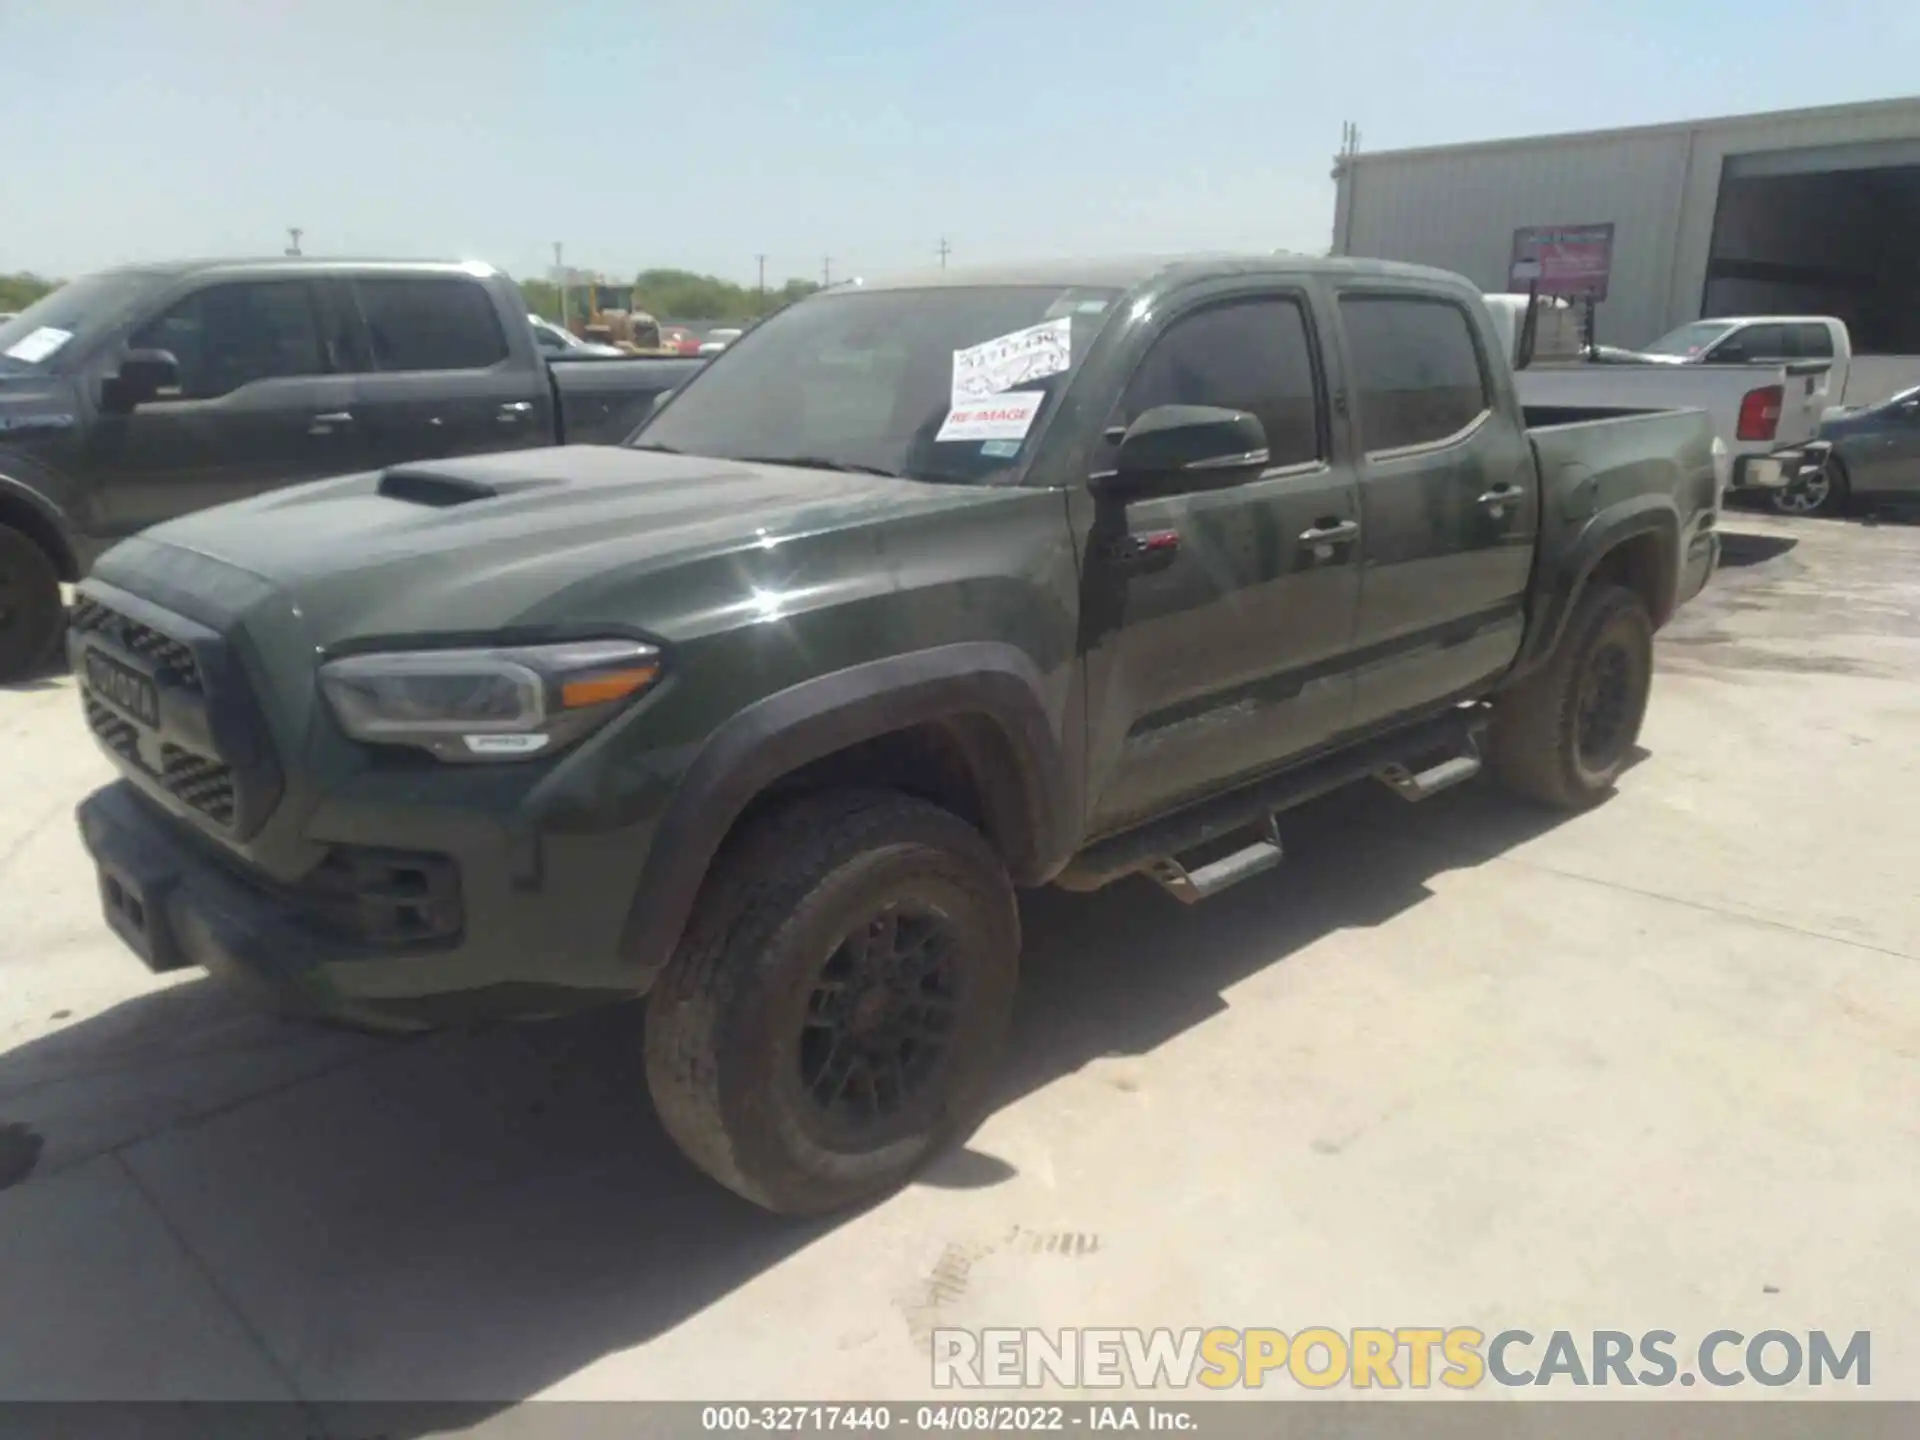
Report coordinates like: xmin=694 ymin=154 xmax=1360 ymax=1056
xmin=731 ymin=454 xmax=908 ymax=479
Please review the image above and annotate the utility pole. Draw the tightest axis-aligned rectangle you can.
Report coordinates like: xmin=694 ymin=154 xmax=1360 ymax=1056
xmin=553 ymin=242 xmax=568 ymax=329
xmin=822 ymin=255 xmax=832 ymax=288
xmin=285 ymin=227 xmax=303 ymax=257
xmin=936 ymin=236 xmax=951 ymax=269
xmin=755 ymin=253 xmax=767 ymax=314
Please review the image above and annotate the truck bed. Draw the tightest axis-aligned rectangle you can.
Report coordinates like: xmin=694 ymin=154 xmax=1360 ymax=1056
xmin=549 ymin=355 xmax=706 ymax=445
xmin=1524 ymin=405 xmax=1722 ymax=612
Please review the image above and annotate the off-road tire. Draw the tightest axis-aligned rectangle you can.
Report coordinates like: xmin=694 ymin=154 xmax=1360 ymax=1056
xmin=645 ymin=789 xmax=1020 ymax=1215
xmin=0 ymin=525 xmax=64 ymax=683
xmin=1488 ymin=583 xmax=1653 ymax=810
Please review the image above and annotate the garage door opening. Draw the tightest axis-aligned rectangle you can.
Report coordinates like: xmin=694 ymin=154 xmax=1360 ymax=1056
xmin=1704 ymin=143 xmax=1920 ymax=356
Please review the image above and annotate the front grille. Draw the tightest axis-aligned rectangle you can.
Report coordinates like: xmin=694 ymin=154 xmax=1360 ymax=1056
xmin=70 ymin=596 xmax=203 ymax=692
xmin=160 ymin=745 xmax=237 ymax=827
xmin=84 ymin=697 xmax=140 ymax=760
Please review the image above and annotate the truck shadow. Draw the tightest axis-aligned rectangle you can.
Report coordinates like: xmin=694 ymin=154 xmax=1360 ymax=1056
xmin=0 ymin=776 xmax=1581 ymax=1415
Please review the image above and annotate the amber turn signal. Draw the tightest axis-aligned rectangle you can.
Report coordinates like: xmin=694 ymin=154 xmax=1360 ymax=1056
xmin=561 ymin=663 xmax=662 ymax=710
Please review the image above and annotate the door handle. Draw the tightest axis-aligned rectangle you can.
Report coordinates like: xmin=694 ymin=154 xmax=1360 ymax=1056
xmin=1298 ymin=519 xmax=1360 ymax=544
xmin=1478 ymin=484 xmax=1527 ymax=507
xmin=307 ymin=411 xmax=354 ymax=435
xmin=496 ymin=401 xmax=535 ymax=423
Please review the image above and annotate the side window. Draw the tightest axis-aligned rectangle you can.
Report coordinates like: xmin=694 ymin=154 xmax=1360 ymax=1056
xmin=1117 ymin=297 xmax=1323 ymax=469
xmin=1712 ymin=324 xmax=1786 ymax=363
xmin=1792 ymin=323 xmax=1834 ymax=359
xmin=1338 ymin=296 xmax=1489 ymax=453
xmin=130 ymin=281 xmax=326 ymax=400
xmin=353 ymin=278 xmax=508 ymax=371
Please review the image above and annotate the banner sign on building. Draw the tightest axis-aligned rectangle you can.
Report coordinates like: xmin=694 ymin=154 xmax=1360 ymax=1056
xmin=1509 ymin=223 xmax=1615 ymax=299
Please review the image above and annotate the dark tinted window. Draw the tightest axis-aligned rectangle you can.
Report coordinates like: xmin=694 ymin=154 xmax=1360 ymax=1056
xmin=1339 ymin=296 xmax=1489 ymax=452
xmin=1711 ymin=324 xmax=1787 ymax=363
xmin=130 ymin=281 xmax=326 ymax=400
xmin=1117 ymin=297 xmax=1323 ymax=468
xmin=353 ymin=277 xmax=507 ymax=371
xmin=1791 ymin=323 xmax=1834 ymax=359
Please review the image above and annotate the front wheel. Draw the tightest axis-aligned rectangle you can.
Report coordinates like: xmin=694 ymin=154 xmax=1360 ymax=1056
xmin=645 ymin=790 xmax=1020 ymax=1215
xmin=1488 ymin=583 xmax=1654 ymax=810
xmin=0 ymin=525 xmax=64 ymax=683
xmin=1771 ymin=455 xmax=1850 ymax=518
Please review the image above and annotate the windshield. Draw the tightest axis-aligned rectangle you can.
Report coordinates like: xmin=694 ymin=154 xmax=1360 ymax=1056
xmin=592 ymin=285 xmax=629 ymax=313
xmin=0 ymin=271 xmax=170 ymax=373
xmin=633 ymin=284 xmax=1120 ymax=484
xmin=1641 ymin=320 xmax=1738 ymax=358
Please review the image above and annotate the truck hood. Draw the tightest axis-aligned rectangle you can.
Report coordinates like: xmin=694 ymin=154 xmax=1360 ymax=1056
xmin=0 ymin=371 xmax=80 ymax=440
xmin=97 ymin=445 xmax=1020 ymax=646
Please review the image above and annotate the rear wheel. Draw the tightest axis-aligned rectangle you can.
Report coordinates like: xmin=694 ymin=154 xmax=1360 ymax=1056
xmin=645 ymin=790 xmax=1019 ymax=1215
xmin=1771 ymin=455 xmax=1849 ymax=518
xmin=1489 ymin=583 xmax=1654 ymax=810
xmin=0 ymin=525 xmax=64 ymax=683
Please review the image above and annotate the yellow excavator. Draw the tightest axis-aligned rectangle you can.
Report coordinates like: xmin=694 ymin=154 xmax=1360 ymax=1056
xmin=565 ymin=277 xmax=665 ymax=353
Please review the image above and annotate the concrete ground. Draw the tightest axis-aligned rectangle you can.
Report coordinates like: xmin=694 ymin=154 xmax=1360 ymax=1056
xmin=1 ymin=513 xmax=1916 ymax=1418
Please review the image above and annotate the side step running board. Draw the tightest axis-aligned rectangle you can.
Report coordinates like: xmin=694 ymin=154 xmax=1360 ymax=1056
xmin=1375 ymin=750 xmax=1482 ymax=801
xmin=1146 ymin=817 xmax=1284 ymax=905
xmin=1055 ymin=705 xmax=1489 ymax=895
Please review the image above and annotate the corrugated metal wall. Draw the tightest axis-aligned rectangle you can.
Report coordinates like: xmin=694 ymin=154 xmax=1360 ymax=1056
xmin=1332 ymin=98 xmax=1920 ymax=350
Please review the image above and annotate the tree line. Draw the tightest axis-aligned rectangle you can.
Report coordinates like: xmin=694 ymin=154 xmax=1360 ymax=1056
xmin=3 ymin=267 xmax=823 ymax=323
xmin=523 ymin=268 xmax=823 ymax=323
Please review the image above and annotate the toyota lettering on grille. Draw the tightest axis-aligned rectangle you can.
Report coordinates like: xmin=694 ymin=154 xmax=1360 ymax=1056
xmin=85 ymin=649 xmax=161 ymax=728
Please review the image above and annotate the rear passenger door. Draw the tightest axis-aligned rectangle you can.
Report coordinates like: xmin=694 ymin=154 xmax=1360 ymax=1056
xmin=1084 ymin=289 xmax=1363 ymax=835
xmin=1335 ymin=291 xmax=1537 ymax=732
xmin=343 ymin=275 xmax=550 ymax=469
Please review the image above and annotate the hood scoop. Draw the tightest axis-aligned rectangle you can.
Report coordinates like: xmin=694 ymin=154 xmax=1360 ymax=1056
xmin=377 ymin=464 xmax=564 ymax=508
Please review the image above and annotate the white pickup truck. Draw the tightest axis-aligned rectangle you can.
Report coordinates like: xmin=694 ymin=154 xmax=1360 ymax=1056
xmin=1484 ymin=296 xmax=1831 ymax=507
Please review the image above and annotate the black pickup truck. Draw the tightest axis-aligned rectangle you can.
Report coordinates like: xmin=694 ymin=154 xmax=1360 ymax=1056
xmin=0 ymin=259 xmax=704 ymax=677
xmin=71 ymin=256 xmax=1719 ymax=1213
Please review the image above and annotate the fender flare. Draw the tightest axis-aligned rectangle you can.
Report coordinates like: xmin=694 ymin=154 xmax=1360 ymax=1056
xmin=0 ymin=470 xmax=81 ymax=579
xmin=617 ymin=641 xmax=1074 ymax=982
xmin=1514 ymin=497 xmax=1680 ymax=678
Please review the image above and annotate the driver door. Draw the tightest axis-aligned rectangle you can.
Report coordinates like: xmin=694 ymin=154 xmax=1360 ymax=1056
xmin=87 ymin=278 xmax=359 ymax=538
xmin=1082 ymin=288 xmax=1362 ymax=836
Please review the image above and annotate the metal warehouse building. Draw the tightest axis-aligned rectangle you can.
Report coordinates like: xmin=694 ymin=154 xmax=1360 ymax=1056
xmin=1331 ymin=95 xmax=1920 ymax=404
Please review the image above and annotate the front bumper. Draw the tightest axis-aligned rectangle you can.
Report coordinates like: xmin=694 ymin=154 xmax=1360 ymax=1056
xmin=77 ymin=780 xmax=652 ymax=1032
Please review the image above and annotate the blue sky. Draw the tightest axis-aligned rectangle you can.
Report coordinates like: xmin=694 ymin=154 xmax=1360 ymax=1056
xmin=4 ymin=0 xmax=1916 ymax=287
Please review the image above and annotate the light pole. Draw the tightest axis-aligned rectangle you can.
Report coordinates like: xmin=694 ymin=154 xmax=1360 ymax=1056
xmin=553 ymin=242 xmax=568 ymax=329
xmin=285 ymin=227 xmax=303 ymax=257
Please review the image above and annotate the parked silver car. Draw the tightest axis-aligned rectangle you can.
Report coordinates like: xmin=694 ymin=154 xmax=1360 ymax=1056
xmin=1798 ymin=387 xmax=1920 ymax=515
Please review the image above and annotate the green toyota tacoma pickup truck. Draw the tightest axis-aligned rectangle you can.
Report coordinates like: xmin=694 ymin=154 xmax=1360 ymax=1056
xmin=70 ymin=256 xmax=1719 ymax=1213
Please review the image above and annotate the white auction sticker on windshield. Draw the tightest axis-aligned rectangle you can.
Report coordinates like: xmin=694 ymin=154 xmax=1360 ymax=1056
xmin=936 ymin=390 xmax=1046 ymax=443
xmin=951 ymin=317 xmax=1070 ymax=406
xmin=3 ymin=326 xmax=74 ymax=364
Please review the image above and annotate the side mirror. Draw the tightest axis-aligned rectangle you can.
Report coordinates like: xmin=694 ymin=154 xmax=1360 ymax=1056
xmin=650 ymin=389 xmax=674 ymax=415
xmin=1101 ymin=405 xmax=1269 ymax=499
xmin=105 ymin=348 xmax=181 ymax=409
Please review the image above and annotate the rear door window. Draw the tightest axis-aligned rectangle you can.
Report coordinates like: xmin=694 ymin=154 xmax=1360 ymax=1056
xmin=1790 ymin=323 xmax=1835 ymax=359
xmin=1338 ymin=295 xmax=1490 ymax=453
xmin=130 ymin=281 xmax=328 ymax=400
xmin=352 ymin=277 xmax=508 ymax=371
xmin=1711 ymin=324 xmax=1788 ymax=363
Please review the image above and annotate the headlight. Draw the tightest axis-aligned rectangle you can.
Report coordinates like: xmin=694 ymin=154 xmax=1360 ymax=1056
xmin=318 ymin=639 xmax=662 ymax=762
